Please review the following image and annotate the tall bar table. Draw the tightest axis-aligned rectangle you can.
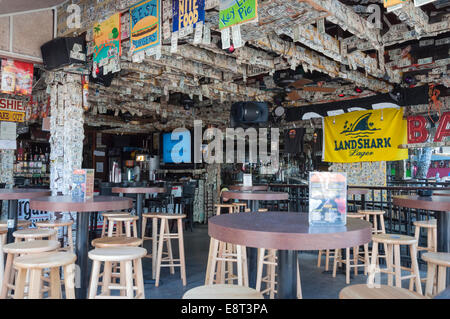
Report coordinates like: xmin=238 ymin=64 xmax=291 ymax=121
xmin=393 ymin=195 xmax=450 ymax=286
xmin=228 ymin=185 xmax=269 ymax=191
xmin=221 ymin=190 xmax=289 ymax=288
xmin=0 ymin=189 xmax=51 ymax=243
xmin=30 ymin=195 xmax=132 ymax=299
xmin=209 ymin=212 xmax=372 ymax=298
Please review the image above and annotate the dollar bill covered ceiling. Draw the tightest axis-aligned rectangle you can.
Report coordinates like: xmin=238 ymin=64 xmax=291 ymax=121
xmin=47 ymin=0 xmax=450 ymax=133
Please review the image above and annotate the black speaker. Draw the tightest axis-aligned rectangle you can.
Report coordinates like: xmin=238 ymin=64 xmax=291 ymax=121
xmin=230 ymin=102 xmax=269 ymax=127
xmin=89 ymin=66 xmax=116 ymax=87
xmin=41 ymin=37 xmax=86 ymax=71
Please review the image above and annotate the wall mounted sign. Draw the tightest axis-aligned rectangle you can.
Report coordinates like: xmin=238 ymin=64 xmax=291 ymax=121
xmin=323 ymin=108 xmax=408 ymax=163
xmin=0 ymin=97 xmax=26 ymax=123
xmin=219 ymin=0 xmax=258 ymax=30
xmin=130 ymin=0 xmax=161 ymax=54
xmin=407 ymin=112 xmax=450 ymax=143
xmin=172 ymin=0 xmax=205 ymax=33
xmin=1 ymin=59 xmax=34 ymax=96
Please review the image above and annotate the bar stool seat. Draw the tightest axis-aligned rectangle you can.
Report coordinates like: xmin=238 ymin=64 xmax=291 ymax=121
xmin=0 ymin=220 xmax=32 ymax=229
xmin=36 ymin=219 xmax=74 ymax=252
xmin=13 ymin=228 xmax=57 ymax=242
xmin=101 ymin=212 xmax=131 ymax=238
xmin=339 ymin=284 xmax=427 ymax=299
xmin=107 ymin=215 xmax=138 ymax=238
xmin=13 ymin=251 xmax=76 ymax=299
xmin=214 ymin=204 xmax=234 ymax=216
xmin=92 ymin=237 xmax=143 ymax=248
xmin=88 ymin=247 xmax=146 ymax=299
xmin=422 ymin=252 xmax=450 ymax=297
xmin=183 ymin=284 xmax=264 ymax=299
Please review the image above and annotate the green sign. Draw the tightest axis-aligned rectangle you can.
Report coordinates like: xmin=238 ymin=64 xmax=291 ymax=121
xmin=219 ymin=0 xmax=258 ymax=30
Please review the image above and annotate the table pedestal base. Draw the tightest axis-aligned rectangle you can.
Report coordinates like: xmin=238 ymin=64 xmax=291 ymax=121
xmin=75 ymin=212 xmax=90 ymax=299
xmin=6 ymin=199 xmax=18 ymax=243
xmin=277 ymin=250 xmax=298 ymax=299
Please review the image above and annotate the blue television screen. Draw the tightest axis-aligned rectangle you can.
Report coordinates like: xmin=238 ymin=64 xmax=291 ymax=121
xmin=162 ymin=130 xmax=191 ymax=163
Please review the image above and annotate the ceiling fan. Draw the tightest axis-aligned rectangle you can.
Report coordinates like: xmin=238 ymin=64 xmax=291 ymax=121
xmin=267 ymin=68 xmax=338 ymax=102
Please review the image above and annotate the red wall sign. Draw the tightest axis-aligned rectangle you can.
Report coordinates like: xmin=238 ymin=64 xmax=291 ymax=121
xmin=407 ymin=112 xmax=450 ymax=143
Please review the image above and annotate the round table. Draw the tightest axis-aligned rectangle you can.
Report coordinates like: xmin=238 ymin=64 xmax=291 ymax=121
xmin=30 ymin=195 xmax=132 ymax=299
xmin=434 ymin=190 xmax=450 ymax=197
xmin=393 ymin=195 xmax=450 ymax=286
xmin=0 ymin=189 xmax=51 ymax=243
xmin=228 ymin=185 xmax=269 ymax=191
xmin=111 ymin=187 xmax=166 ymax=238
xmin=221 ymin=190 xmax=289 ymax=288
xmin=209 ymin=212 xmax=372 ymax=298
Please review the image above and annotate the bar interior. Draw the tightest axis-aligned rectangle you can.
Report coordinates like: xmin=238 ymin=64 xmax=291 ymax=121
xmin=0 ymin=0 xmax=450 ymax=301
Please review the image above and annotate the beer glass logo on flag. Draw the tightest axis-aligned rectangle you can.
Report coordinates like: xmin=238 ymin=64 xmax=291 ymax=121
xmin=323 ymin=108 xmax=408 ymax=163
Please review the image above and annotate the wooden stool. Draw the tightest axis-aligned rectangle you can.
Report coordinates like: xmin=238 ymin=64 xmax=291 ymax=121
xmin=414 ymin=219 xmax=437 ymax=253
xmin=88 ymin=247 xmax=146 ymax=299
xmin=339 ymin=284 xmax=427 ymax=299
xmin=214 ymin=204 xmax=234 ymax=216
xmin=107 ymin=215 xmax=138 ymax=238
xmin=1 ymin=240 xmax=60 ymax=299
xmin=368 ymin=234 xmax=422 ymax=295
xmin=255 ymin=248 xmax=302 ymax=299
xmin=142 ymin=212 xmax=164 ymax=280
xmin=182 ymin=284 xmax=264 ymax=299
xmin=13 ymin=251 xmax=76 ymax=299
xmin=100 ymin=212 xmax=130 ymax=237
xmin=232 ymin=202 xmax=247 ymax=213
xmin=244 ymin=208 xmax=269 ymax=212
xmin=359 ymin=210 xmax=387 ymax=264
xmin=0 ymin=220 xmax=32 ymax=230
xmin=206 ymin=237 xmax=248 ymax=287
xmin=422 ymin=252 xmax=450 ymax=297
xmin=13 ymin=228 xmax=57 ymax=242
xmin=36 ymin=219 xmax=74 ymax=252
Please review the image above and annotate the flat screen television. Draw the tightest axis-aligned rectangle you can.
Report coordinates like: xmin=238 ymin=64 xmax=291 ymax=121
xmin=162 ymin=130 xmax=192 ymax=164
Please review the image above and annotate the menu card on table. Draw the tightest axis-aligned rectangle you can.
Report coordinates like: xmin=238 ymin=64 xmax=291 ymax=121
xmin=72 ymin=169 xmax=94 ymax=201
xmin=309 ymin=172 xmax=347 ymax=226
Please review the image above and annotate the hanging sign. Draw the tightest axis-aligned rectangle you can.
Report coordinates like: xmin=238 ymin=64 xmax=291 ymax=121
xmin=383 ymin=0 xmax=406 ymax=7
xmin=323 ymin=108 xmax=408 ymax=163
xmin=219 ymin=0 xmax=258 ymax=30
xmin=92 ymin=13 xmax=122 ymax=66
xmin=408 ymin=112 xmax=450 ymax=143
xmin=130 ymin=0 xmax=161 ymax=54
xmin=172 ymin=0 xmax=205 ymax=33
xmin=0 ymin=97 xmax=26 ymax=123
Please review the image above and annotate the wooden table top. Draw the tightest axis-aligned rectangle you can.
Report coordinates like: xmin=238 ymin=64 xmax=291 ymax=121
xmin=228 ymin=185 xmax=269 ymax=191
xmin=29 ymin=196 xmax=132 ymax=212
xmin=348 ymin=188 xmax=369 ymax=196
xmin=222 ymin=190 xmax=289 ymax=201
xmin=393 ymin=195 xmax=450 ymax=212
xmin=208 ymin=212 xmax=372 ymax=250
xmin=0 ymin=189 xmax=51 ymax=200
xmin=433 ymin=190 xmax=450 ymax=197
xmin=111 ymin=187 xmax=166 ymax=194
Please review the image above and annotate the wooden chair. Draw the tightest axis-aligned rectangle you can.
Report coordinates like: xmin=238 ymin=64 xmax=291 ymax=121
xmin=13 ymin=228 xmax=57 ymax=242
xmin=414 ymin=219 xmax=437 ymax=253
xmin=232 ymin=202 xmax=247 ymax=213
xmin=154 ymin=214 xmax=187 ymax=287
xmin=422 ymin=252 xmax=450 ymax=297
xmin=107 ymin=215 xmax=139 ymax=238
xmin=182 ymin=284 xmax=264 ymax=299
xmin=331 ymin=213 xmax=370 ymax=283
xmin=88 ymin=247 xmax=146 ymax=299
xmin=368 ymin=234 xmax=422 ymax=295
xmin=1 ymin=240 xmax=60 ymax=299
xmin=339 ymin=284 xmax=427 ymax=299
xmin=12 ymin=251 xmax=76 ymax=299
xmin=36 ymin=219 xmax=74 ymax=252
xmin=100 ymin=212 xmax=130 ymax=238
xmin=214 ymin=204 xmax=234 ymax=216
xmin=255 ymin=248 xmax=302 ymax=299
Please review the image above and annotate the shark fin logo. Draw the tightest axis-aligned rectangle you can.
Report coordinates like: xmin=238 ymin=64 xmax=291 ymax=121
xmin=340 ymin=113 xmax=380 ymax=138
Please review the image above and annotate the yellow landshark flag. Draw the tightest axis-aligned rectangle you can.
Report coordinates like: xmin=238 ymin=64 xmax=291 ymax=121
xmin=323 ymin=108 xmax=408 ymax=163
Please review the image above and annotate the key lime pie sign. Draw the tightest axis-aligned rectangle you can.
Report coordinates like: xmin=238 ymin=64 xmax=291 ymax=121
xmin=219 ymin=0 xmax=258 ymax=29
